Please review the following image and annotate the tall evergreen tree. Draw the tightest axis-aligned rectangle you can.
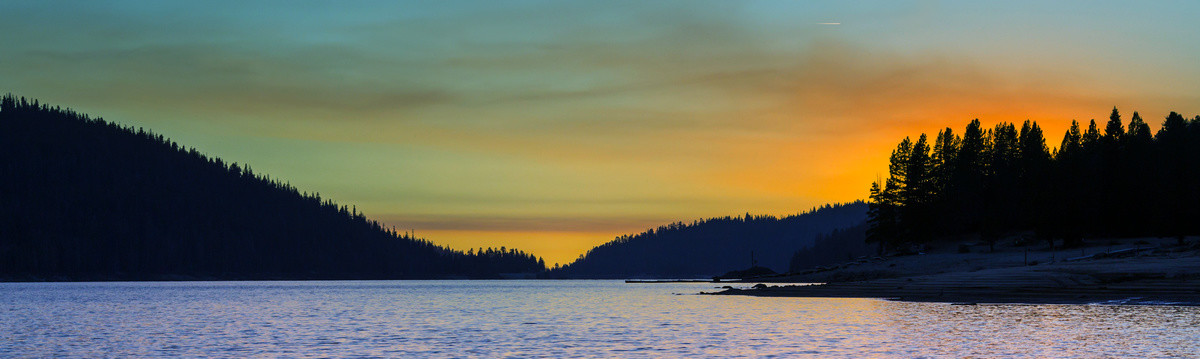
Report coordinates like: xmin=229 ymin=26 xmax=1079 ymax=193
xmin=888 ymin=137 xmax=914 ymax=188
xmin=1126 ymin=111 xmax=1153 ymax=144
xmin=1082 ymin=119 xmax=1102 ymax=150
xmin=930 ymin=128 xmax=960 ymax=195
xmin=1018 ymin=121 xmax=1049 ymax=169
xmin=1121 ymin=111 xmax=1154 ymax=235
xmin=902 ymin=134 xmax=933 ymax=206
xmin=1157 ymin=112 xmax=1190 ymax=143
xmin=1104 ymin=107 xmax=1125 ymax=144
xmin=866 ymin=180 xmax=897 ymax=253
xmin=1053 ymin=120 xmax=1087 ymax=244
xmin=1155 ymin=112 xmax=1193 ymax=243
xmin=947 ymin=119 xmax=989 ymax=235
xmin=902 ymin=135 xmax=934 ymax=242
xmin=1057 ymin=120 xmax=1083 ymax=161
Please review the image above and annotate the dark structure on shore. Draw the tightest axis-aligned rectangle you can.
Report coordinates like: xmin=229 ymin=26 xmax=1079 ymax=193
xmin=0 ymin=95 xmax=545 ymax=280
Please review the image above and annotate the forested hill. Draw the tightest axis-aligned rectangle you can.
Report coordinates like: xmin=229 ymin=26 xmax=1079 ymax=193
xmin=546 ymin=202 xmax=868 ymax=279
xmin=0 ymin=95 xmax=544 ymax=280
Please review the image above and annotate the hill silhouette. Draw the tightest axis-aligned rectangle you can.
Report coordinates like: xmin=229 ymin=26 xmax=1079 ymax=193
xmin=546 ymin=202 xmax=867 ymax=278
xmin=0 ymin=95 xmax=544 ymax=280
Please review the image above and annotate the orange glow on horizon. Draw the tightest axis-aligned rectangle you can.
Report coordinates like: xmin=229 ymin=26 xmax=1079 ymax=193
xmin=422 ymin=229 xmax=627 ymax=267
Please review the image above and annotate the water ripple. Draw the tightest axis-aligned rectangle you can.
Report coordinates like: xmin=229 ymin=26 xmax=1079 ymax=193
xmin=1 ymin=280 xmax=1198 ymax=357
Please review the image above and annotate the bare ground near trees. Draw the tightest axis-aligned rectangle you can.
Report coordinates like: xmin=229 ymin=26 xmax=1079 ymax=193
xmin=711 ymin=236 xmax=1200 ymax=305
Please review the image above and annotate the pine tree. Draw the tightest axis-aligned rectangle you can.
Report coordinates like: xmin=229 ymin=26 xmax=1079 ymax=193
xmin=1154 ymin=112 xmax=1192 ymax=243
xmin=1126 ymin=111 xmax=1152 ymax=145
xmin=1018 ymin=121 xmax=1049 ymax=168
xmin=1082 ymin=119 xmax=1102 ymax=150
xmin=888 ymin=137 xmax=913 ymax=189
xmin=1053 ymin=120 xmax=1087 ymax=244
xmin=930 ymin=128 xmax=960 ymax=195
xmin=1104 ymin=107 xmax=1125 ymax=144
xmin=866 ymin=180 xmax=896 ymax=253
xmin=1157 ymin=112 xmax=1189 ymax=143
xmin=903 ymin=134 xmax=933 ymax=206
xmin=957 ymin=119 xmax=988 ymax=179
xmin=1057 ymin=120 xmax=1083 ymax=161
xmin=990 ymin=122 xmax=1019 ymax=176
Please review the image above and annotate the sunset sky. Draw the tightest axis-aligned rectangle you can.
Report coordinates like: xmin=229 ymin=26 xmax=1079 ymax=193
xmin=3 ymin=1 xmax=1199 ymax=265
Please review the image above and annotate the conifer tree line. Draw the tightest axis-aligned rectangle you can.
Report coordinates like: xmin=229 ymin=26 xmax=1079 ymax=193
xmin=867 ymin=108 xmax=1200 ymax=251
xmin=0 ymin=95 xmax=544 ymax=280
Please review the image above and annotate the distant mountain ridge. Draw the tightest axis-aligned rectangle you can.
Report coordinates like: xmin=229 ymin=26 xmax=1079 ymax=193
xmin=547 ymin=202 xmax=868 ymax=278
xmin=0 ymin=95 xmax=544 ymax=280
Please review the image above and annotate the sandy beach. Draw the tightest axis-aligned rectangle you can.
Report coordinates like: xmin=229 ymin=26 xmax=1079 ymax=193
xmin=710 ymin=237 xmax=1200 ymax=305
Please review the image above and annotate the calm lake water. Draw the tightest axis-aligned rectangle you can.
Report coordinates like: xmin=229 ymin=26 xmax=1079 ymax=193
xmin=1 ymin=280 xmax=1198 ymax=358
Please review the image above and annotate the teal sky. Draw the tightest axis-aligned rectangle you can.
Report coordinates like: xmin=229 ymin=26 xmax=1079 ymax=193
xmin=3 ymin=1 xmax=1199 ymax=264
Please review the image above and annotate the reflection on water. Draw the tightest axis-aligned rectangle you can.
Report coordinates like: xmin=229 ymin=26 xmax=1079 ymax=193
xmin=1 ymin=281 xmax=1196 ymax=357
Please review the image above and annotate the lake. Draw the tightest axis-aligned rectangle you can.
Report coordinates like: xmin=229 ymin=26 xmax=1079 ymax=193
xmin=2 ymin=280 xmax=1197 ymax=357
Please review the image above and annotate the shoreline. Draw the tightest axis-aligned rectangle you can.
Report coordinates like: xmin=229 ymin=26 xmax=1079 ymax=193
xmin=708 ymin=237 xmax=1200 ymax=306
xmin=705 ymin=279 xmax=1200 ymax=306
